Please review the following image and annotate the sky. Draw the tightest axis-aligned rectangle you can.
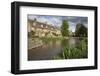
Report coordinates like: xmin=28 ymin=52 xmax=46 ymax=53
xmin=28 ymin=14 xmax=88 ymax=32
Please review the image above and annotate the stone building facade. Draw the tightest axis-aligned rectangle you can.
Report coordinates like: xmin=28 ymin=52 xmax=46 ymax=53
xmin=28 ymin=19 xmax=61 ymax=37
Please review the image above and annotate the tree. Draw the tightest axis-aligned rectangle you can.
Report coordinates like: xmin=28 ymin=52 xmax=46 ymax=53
xmin=61 ymin=20 xmax=69 ymax=37
xmin=75 ymin=23 xmax=87 ymax=37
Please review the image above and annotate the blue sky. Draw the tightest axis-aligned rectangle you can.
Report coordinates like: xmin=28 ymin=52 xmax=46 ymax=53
xmin=28 ymin=15 xmax=88 ymax=32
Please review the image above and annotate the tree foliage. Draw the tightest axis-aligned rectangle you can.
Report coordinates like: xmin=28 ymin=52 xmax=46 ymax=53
xmin=75 ymin=23 xmax=87 ymax=37
xmin=61 ymin=20 xmax=69 ymax=37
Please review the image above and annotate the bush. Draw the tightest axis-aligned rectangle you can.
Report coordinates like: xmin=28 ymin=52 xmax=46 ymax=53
xmin=53 ymin=38 xmax=88 ymax=59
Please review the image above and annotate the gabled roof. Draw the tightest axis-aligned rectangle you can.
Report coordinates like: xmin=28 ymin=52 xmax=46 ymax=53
xmin=28 ymin=19 xmax=60 ymax=31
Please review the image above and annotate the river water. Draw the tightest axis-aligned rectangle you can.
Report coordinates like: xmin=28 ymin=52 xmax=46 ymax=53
xmin=28 ymin=37 xmax=85 ymax=60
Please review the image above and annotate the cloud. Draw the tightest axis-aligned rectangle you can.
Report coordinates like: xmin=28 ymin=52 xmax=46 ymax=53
xmin=28 ymin=15 xmax=88 ymax=32
xmin=68 ymin=21 xmax=76 ymax=32
xmin=65 ymin=16 xmax=88 ymax=24
xmin=28 ymin=15 xmax=61 ymax=26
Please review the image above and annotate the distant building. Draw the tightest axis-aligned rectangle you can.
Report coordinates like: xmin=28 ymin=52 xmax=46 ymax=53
xmin=28 ymin=19 xmax=61 ymax=37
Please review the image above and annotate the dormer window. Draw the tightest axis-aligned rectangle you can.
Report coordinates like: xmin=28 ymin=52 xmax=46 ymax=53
xmin=33 ymin=22 xmax=36 ymax=26
xmin=51 ymin=28 xmax=53 ymax=30
xmin=46 ymin=26 xmax=48 ymax=28
xmin=41 ymin=24 xmax=43 ymax=28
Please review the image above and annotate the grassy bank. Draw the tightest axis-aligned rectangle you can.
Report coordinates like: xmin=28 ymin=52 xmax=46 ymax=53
xmin=53 ymin=38 xmax=88 ymax=59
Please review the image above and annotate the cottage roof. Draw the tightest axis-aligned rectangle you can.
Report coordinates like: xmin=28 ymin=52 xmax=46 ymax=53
xmin=28 ymin=19 xmax=60 ymax=31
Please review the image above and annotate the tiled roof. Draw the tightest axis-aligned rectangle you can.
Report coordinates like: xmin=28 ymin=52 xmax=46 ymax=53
xmin=28 ymin=19 xmax=59 ymax=31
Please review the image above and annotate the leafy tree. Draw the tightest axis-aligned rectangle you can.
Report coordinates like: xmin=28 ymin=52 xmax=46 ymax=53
xmin=75 ymin=23 xmax=87 ymax=37
xmin=61 ymin=20 xmax=69 ymax=37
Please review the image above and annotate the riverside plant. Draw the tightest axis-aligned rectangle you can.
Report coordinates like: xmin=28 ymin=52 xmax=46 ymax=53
xmin=53 ymin=38 xmax=88 ymax=59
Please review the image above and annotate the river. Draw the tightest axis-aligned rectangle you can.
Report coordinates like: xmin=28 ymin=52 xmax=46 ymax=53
xmin=28 ymin=37 xmax=87 ymax=60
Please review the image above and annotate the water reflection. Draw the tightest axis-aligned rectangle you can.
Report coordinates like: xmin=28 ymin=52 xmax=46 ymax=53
xmin=28 ymin=37 xmax=86 ymax=60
